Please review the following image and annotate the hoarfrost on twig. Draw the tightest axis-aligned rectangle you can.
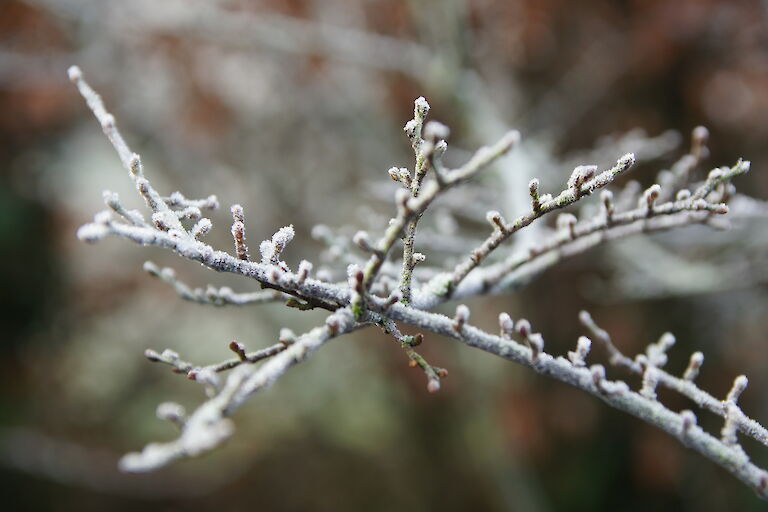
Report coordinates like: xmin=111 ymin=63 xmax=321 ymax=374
xmin=70 ymin=67 xmax=768 ymax=498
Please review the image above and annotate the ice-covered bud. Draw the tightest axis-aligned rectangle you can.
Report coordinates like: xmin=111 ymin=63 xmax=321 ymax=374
xmin=617 ymin=153 xmax=636 ymax=171
xmin=192 ymin=218 xmax=212 ymax=239
xmin=279 ymin=328 xmax=297 ymax=346
xmin=229 ymin=205 xmax=249 ymax=260
xmin=177 ymin=206 xmax=201 ymax=221
xmin=683 ymin=351 xmax=704 ymax=381
xmin=568 ymin=336 xmax=592 ymax=367
xmin=152 ymin=211 xmax=176 ymax=231
xmin=347 ymin=264 xmax=364 ymax=291
xmin=676 ymin=189 xmax=691 ymax=201
xmin=680 ymin=410 xmax=697 ymax=436
xmin=527 ymin=333 xmax=544 ymax=361
xmin=142 ymin=261 xmax=160 ymax=275
xmin=486 ymin=210 xmax=507 ymax=232
xmin=103 ymin=190 xmax=120 ymax=208
xmin=159 ymin=266 xmax=176 ymax=280
xmin=144 ymin=349 xmax=162 ymax=362
xmin=568 ymin=165 xmax=598 ymax=192
xmin=646 ymin=332 xmax=675 ymax=368
xmin=161 ymin=349 xmax=179 ymax=361
xmin=501 ymin=130 xmax=521 ymax=148
xmin=228 ymin=341 xmax=247 ymax=360
xmin=326 ymin=315 xmax=341 ymax=335
xmin=499 ymin=312 xmax=514 ymax=338
xmin=453 ymin=304 xmax=470 ymax=332
xmin=94 ymin=210 xmax=112 ymax=225
xmin=643 ymin=184 xmax=661 ymax=211
xmin=404 ymin=119 xmax=418 ymax=139
xmin=529 ymin=178 xmax=541 ymax=211
xmin=515 ymin=318 xmax=531 ymax=338
xmin=156 ymin=402 xmax=186 ymax=424
xmin=434 ymin=139 xmax=448 ymax=157
xmin=297 ymin=260 xmax=313 ymax=284
xmin=353 ymin=231 xmax=375 ymax=252
xmin=383 ymin=290 xmax=401 ymax=308
xmin=272 ymin=226 xmax=294 ymax=254
xmin=76 ymin=223 xmax=110 ymax=242
xmin=190 ymin=368 xmax=220 ymax=395
xmin=414 ymin=96 xmax=430 ymax=119
xmin=268 ymin=267 xmax=282 ymax=284
xmin=692 ymin=125 xmax=709 ymax=146
xmin=202 ymin=195 xmax=219 ymax=210
xmin=67 ymin=65 xmax=82 ymax=82
xmin=591 ymin=364 xmax=606 ymax=391
xmin=388 ymin=167 xmax=412 ymax=188
xmin=129 ymin=154 xmax=143 ymax=176
xmin=423 ymin=121 xmax=450 ymax=142
xmin=726 ymin=375 xmax=749 ymax=404
xmin=231 ymin=204 xmax=245 ymax=222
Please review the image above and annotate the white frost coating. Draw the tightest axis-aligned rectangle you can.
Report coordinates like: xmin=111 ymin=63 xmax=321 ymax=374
xmin=568 ymin=164 xmax=597 ymax=189
xmin=156 ymin=402 xmax=186 ymax=422
xmin=258 ymin=240 xmax=274 ymax=264
xmin=568 ymin=336 xmax=592 ymax=367
xmin=76 ymin=223 xmax=110 ymax=242
xmin=727 ymin=375 xmax=749 ymax=404
xmin=192 ymin=218 xmax=212 ymax=239
xmin=271 ymin=225 xmax=295 ymax=252
xmin=423 ymin=120 xmax=449 ymax=141
xmin=260 ymin=225 xmax=295 ymax=265
xmin=69 ymin=67 xmax=768 ymax=496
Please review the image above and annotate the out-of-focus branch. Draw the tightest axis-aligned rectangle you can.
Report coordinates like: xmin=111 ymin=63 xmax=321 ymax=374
xmin=120 ymin=308 xmax=358 ymax=472
xmin=143 ymin=261 xmax=288 ymax=306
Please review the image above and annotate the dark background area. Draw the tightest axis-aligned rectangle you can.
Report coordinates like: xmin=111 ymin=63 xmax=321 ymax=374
xmin=1 ymin=0 xmax=768 ymax=510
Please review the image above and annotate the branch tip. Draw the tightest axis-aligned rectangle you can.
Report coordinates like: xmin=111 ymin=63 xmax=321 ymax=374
xmin=568 ymin=336 xmax=592 ymax=367
xmin=727 ymin=375 xmax=749 ymax=404
xmin=279 ymin=328 xmax=297 ymax=346
xmin=452 ymin=304 xmax=470 ymax=333
xmin=683 ymin=351 xmax=704 ymax=381
xmin=228 ymin=341 xmax=247 ymax=361
xmin=67 ymin=65 xmax=82 ymax=82
xmin=499 ymin=312 xmax=514 ymax=338
xmin=680 ymin=409 xmax=697 ymax=436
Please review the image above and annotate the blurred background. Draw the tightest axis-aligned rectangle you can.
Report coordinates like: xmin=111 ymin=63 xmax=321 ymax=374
xmin=2 ymin=0 xmax=768 ymax=510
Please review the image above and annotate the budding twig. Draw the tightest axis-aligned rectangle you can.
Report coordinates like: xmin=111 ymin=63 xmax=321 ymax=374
xmin=446 ymin=153 xmax=636 ymax=295
xmin=71 ymin=73 xmax=768 ymax=495
xmin=379 ymin=319 xmax=445 ymax=393
xmin=231 ymin=205 xmax=249 ymax=261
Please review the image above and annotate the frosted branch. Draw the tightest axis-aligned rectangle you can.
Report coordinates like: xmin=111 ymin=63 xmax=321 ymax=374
xmin=71 ymin=68 xmax=768 ymax=495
